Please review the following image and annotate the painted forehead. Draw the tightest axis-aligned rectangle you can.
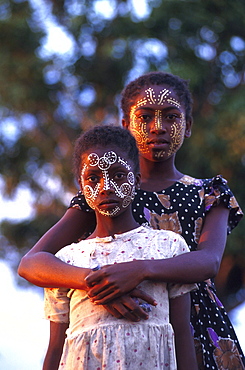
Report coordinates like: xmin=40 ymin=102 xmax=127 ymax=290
xmin=134 ymin=87 xmax=181 ymax=109
xmin=81 ymin=150 xmax=131 ymax=173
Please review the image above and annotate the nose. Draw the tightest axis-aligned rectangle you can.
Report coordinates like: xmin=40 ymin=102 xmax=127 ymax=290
xmin=100 ymin=175 xmax=115 ymax=194
xmin=150 ymin=110 xmax=167 ymax=134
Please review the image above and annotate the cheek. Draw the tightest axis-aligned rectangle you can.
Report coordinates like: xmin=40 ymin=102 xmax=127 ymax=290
xmin=119 ymin=173 xmax=136 ymax=208
xmin=83 ymin=184 xmax=100 ymax=209
xmin=129 ymin=112 xmax=149 ymax=154
xmin=168 ymin=117 xmax=186 ymax=155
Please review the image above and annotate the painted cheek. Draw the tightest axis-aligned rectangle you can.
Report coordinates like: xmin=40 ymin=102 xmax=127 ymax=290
xmin=129 ymin=108 xmax=149 ymax=154
xmin=168 ymin=114 xmax=186 ymax=156
xmin=83 ymin=183 xmax=101 ymax=210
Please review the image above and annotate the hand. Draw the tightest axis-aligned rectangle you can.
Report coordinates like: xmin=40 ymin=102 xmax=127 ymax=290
xmin=85 ymin=260 xmax=147 ymax=304
xmin=102 ymin=288 xmax=157 ymax=322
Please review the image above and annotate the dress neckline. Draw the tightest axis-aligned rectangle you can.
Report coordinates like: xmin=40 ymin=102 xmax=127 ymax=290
xmin=138 ymin=174 xmax=202 ymax=194
xmin=92 ymin=226 xmax=146 ymax=243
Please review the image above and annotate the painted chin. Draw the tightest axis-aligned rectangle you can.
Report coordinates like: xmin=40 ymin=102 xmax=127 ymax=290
xmin=97 ymin=205 xmax=121 ymax=217
xmin=152 ymin=150 xmax=166 ymax=160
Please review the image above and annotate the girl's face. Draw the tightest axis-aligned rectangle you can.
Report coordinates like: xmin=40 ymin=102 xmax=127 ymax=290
xmin=123 ymin=84 xmax=192 ymax=162
xmin=80 ymin=146 xmax=139 ymax=217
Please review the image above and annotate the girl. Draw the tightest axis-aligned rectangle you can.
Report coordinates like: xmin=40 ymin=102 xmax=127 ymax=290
xmin=43 ymin=125 xmax=197 ymax=370
xmin=19 ymin=72 xmax=244 ymax=369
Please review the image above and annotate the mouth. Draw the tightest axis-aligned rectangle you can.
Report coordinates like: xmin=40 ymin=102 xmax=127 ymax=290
xmin=147 ymin=138 xmax=169 ymax=147
xmin=99 ymin=199 xmax=119 ymax=207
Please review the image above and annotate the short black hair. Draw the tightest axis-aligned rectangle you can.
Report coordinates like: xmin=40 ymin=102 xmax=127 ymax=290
xmin=73 ymin=125 xmax=139 ymax=180
xmin=121 ymin=71 xmax=193 ymax=124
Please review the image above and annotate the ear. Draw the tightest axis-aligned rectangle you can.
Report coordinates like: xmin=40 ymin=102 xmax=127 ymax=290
xmin=184 ymin=117 xmax=193 ymax=138
xmin=122 ymin=118 xmax=130 ymax=130
xmin=78 ymin=177 xmax=83 ymax=192
xmin=135 ymin=172 xmax=141 ymax=190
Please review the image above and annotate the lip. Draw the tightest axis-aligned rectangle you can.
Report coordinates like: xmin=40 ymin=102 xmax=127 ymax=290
xmin=99 ymin=199 xmax=119 ymax=207
xmin=147 ymin=138 xmax=169 ymax=145
xmin=147 ymin=138 xmax=169 ymax=148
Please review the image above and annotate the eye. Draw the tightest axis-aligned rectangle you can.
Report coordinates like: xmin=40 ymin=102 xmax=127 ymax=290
xmin=140 ymin=114 xmax=151 ymax=120
xmin=166 ymin=113 xmax=178 ymax=120
xmin=87 ymin=175 xmax=99 ymax=183
xmin=135 ymin=112 xmax=153 ymax=122
xmin=114 ymin=172 xmax=126 ymax=181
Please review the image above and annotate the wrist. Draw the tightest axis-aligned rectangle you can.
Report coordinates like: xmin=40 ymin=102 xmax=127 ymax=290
xmin=138 ymin=260 xmax=151 ymax=281
xmin=143 ymin=259 xmax=161 ymax=281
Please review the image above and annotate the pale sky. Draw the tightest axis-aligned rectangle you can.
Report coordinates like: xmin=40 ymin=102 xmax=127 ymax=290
xmin=0 ymin=261 xmax=49 ymax=370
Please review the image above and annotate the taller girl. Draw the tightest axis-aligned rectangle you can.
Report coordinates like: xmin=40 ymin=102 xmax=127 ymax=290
xmin=19 ymin=72 xmax=244 ymax=369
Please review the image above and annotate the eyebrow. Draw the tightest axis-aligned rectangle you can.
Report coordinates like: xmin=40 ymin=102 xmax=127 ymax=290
xmin=84 ymin=163 xmax=130 ymax=172
xmin=134 ymin=106 xmax=182 ymax=113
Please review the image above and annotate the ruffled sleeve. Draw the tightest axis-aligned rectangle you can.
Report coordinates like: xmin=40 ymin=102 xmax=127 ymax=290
xmin=68 ymin=190 xmax=93 ymax=213
xmin=203 ymin=175 xmax=243 ymax=234
xmin=158 ymin=231 xmax=197 ymax=299
xmin=44 ymin=287 xmax=70 ymax=323
xmin=44 ymin=247 xmax=73 ymax=323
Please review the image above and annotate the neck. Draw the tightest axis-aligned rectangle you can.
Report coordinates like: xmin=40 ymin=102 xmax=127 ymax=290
xmin=89 ymin=209 xmax=139 ymax=239
xmin=139 ymin=155 xmax=183 ymax=191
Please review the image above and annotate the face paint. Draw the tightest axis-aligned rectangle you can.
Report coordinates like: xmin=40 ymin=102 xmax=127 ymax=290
xmin=81 ymin=151 xmax=135 ymax=217
xmin=168 ymin=112 xmax=186 ymax=156
xmin=129 ymin=86 xmax=186 ymax=158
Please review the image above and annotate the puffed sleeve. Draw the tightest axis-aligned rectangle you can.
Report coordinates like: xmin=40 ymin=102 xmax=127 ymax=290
xmin=44 ymin=247 xmax=73 ymax=323
xmin=68 ymin=190 xmax=93 ymax=213
xmin=203 ymin=175 xmax=243 ymax=234
xmin=44 ymin=287 xmax=70 ymax=323
xmin=161 ymin=232 xmax=197 ymax=299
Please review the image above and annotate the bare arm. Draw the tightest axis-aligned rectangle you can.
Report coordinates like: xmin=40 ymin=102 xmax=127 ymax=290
xmin=18 ymin=208 xmax=96 ymax=287
xmin=170 ymin=294 xmax=198 ymax=370
xmin=42 ymin=321 xmax=68 ymax=370
xmin=86 ymin=205 xmax=229 ymax=303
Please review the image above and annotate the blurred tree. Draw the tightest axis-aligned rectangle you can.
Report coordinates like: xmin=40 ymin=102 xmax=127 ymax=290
xmin=0 ymin=0 xmax=244 ymax=307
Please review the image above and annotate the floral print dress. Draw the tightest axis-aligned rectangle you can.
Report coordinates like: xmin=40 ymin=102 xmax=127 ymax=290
xmin=44 ymin=226 xmax=196 ymax=370
xmin=70 ymin=174 xmax=244 ymax=370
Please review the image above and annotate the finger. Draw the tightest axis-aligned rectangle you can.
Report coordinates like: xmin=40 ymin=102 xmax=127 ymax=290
xmin=90 ymin=290 xmax=121 ymax=304
xmin=110 ymin=302 xmax=141 ymax=322
xmin=85 ymin=270 xmax=103 ymax=287
xmin=130 ymin=289 xmax=157 ymax=306
xmin=123 ymin=299 xmax=149 ymax=320
xmin=88 ymin=284 xmax=119 ymax=301
xmin=103 ymin=304 xmax=123 ymax=319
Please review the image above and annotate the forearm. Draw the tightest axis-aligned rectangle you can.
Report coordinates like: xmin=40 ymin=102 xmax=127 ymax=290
xmin=43 ymin=348 xmax=63 ymax=370
xmin=143 ymin=249 xmax=216 ymax=283
xmin=174 ymin=320 xmax=198 ymax=370
xmin=43 ymin=322 xmax=68 ymax=370
xmin=19 ymin=252 xmax=90 ymax=288
xmin=18 ymin=208 xmax=96 ymax=285
xmin=170 ymin=295 xmax=198 ymax=370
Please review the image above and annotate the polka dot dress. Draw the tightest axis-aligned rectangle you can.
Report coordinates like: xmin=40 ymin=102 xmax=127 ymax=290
xmin=70 ymin=174 xmax=244 ymax=369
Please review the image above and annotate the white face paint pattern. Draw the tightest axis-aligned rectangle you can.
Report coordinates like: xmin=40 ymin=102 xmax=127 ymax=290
xmin=129 ymin=87 xmax=185 ymax=157
xmin=81 ymin=151 xmax=135 ymax=217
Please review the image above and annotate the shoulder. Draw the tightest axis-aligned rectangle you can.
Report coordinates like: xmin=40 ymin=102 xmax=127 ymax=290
xmin=56 ymin=239 xmax=90 ymax=261
xmin=145 ymin=227 xmax=190 ymax=255
xmin=179 ymin=174 xmax=231 ymax=192
xmin=144 ymin=226 xmax=186 ymax=243
xmin=179 ymin=174 xmax=204 ymax=186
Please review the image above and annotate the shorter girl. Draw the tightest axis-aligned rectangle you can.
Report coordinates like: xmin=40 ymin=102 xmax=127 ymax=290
xmin=43 ymin=125 xmax=197 ymax=370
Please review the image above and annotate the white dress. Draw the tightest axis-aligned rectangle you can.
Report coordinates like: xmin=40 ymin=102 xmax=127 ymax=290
xmin=44 ymin=226 xmax=196 ymax=370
